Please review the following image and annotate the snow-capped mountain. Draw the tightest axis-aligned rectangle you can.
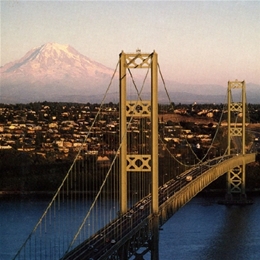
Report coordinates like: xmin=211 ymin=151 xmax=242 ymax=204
xmin=1 ymin=43 xmax=259 ymax=104
xmin=0 ymin=43 xmax=115 ymax=103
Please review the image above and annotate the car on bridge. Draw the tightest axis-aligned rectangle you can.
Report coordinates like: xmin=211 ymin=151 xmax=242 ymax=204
xmin=186 ymin=175 xmax=192 ymax=181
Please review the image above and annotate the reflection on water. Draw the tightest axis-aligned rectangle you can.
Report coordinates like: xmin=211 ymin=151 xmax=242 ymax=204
xmin=145 ymin=196 xmax=260 ymax=260
xmin=1 ymin=195 xmax=260 ymax=260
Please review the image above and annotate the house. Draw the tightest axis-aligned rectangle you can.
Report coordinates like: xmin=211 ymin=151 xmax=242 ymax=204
xmin=96 ymin=155 xmax=110 ymax=167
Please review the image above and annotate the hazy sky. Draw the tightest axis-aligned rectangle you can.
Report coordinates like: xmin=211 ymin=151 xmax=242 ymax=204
xmin=1 ymin=0 xmax=260 ymax=86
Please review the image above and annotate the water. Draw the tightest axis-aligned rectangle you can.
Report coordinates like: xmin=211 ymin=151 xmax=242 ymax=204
xmin=1 ymin=195 xmax=260 ymax=260
xmin=155 ymin=196 xmax=260 ymax=260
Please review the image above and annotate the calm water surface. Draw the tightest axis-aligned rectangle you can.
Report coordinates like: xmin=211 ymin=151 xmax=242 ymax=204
xmin=1 ymin=195 xmax=260 ymax=260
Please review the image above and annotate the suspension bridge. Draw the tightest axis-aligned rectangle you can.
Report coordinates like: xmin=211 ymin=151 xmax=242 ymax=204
xmin=13 ymin=51 xmax=256 ymax=260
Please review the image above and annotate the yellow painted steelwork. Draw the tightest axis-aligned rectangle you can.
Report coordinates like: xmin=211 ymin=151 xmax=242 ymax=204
xmin=227 ymin=80 xmax=247 ymax=197
xmin=159 ymin=153 xmax=256 ymax=226
xmin=119 ymin=51 xmax=159 ymax=260
xmin=119 ymin=51 xmax=158 ymax=215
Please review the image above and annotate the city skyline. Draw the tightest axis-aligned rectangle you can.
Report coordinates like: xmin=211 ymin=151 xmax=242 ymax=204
xmin=1 ymin=0 xmax=260 ymax=86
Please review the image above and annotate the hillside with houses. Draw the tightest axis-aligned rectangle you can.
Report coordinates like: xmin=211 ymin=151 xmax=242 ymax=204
xmin=0 ymin=102 xmax=259 ymax=192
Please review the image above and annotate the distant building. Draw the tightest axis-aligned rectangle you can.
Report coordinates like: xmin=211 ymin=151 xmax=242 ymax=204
xmin=96 ymin=155 xmax=110 ymax=167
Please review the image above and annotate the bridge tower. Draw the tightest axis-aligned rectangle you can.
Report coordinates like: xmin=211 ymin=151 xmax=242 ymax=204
xmin=225 ymin=80 xmax=251 ymax=204
xmin=119 ymin=51 xmax=159 ymax=259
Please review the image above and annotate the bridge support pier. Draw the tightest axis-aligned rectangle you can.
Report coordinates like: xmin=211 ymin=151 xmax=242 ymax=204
xmin=219 ymin=193 xmax=253 ymax=205
xmin=134 ymin=255 xmax=145 ymax=260
xmin=151 ymin=214 xmax=159 ymax=260
xmin=118 ymin=245 xmax=128 ymax=260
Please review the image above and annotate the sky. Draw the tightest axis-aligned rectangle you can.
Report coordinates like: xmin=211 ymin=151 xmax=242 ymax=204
xmin=1 ymin=0 xmax=260 ymax=87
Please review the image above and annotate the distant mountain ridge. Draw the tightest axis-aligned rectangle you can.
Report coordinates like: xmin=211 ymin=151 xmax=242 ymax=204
xmin=0 ymin=43 xmax=115 ymax=103
xmin=1 ymin=43 xmax=259 ymax=104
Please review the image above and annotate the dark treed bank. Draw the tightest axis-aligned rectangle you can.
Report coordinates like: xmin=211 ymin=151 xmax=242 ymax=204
xmin=0 ymin=149 xmax=259 ymax=195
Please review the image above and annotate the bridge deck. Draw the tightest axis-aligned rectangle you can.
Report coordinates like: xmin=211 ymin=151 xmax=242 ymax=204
xmin=62 ymin=153 xmax=255 ymax=260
